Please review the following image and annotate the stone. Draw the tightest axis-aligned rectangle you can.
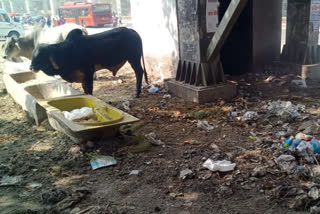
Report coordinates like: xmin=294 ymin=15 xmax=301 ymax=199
xmin=251 ymin=167 xmax=267 ymax=177
xmin=210 ymin=143 xmax=220 ymax=152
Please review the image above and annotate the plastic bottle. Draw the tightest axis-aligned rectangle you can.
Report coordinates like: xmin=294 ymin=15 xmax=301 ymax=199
xmin=283 ymin=137 xmax=294 ymax=147
xmin=312 ymin=138 xmax=320 ymax=154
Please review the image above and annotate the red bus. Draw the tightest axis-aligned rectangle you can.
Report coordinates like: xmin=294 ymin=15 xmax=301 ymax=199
xmin=58 ymin=2 xmax=113 ymax=27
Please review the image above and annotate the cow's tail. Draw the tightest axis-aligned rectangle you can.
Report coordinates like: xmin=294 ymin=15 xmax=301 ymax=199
xmin=141 ymin=44 xmax=149 ymax=85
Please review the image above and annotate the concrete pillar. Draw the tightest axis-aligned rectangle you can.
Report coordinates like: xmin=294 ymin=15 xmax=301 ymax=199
xmin=25 ymin=0 xmax=30 ymax=14
xmin=49 ymin=0 xmax=57 ymax=16
xmin=8 ymin=0 xmax=13 ymax=12
xmin=116 ymin=0 xmax=121 ymax=15
xmin=281 ymin=0 xmax=320 ymax=65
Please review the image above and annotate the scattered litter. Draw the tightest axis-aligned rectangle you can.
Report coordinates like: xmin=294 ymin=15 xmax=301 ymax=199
xmin=283 ymin=137 xmax=294 ymax=147
xmin=193 ymin=111 xmax=206 ymax=119
xmin=298 ymin=121 xmax=320 ymax=135
xmin=264 ymin=76 xmax=276 ymax=83
xmin=129 ymin=170 xmax=140 ymax=175
xmin=308 ymin=187 xmax=320 ymax=200
xmin=262 ymin=100 xmax=305 ymax=117
xmin=145 ymin=132 xmax=164 ymax=146
xmin=122 ymin=100 xmax=131 ymax=111
xmin=112 ymin=79 xmax=123 ymax=84
xmin=275 ymin=155 xmax=296 ymax=162
xmin=296 ymin=141 xmax=314 ymax=163
xmin=295 ymin=132 xmax=312 ymax=141
xmin=273 ymin=131 xmax=289 ymax=137
xmin=230 ymin=112 xmax=238 ymax=117
xmin=197 ymin=120 xmax=214 ymax=132
xmin=310 ymin=205 xmax=320 ymax=214
xmin=145 ymin=161 xmax=152 ymax=165
xmin=90 ymin=156 xmax=117 ymax=170
xmin=203 ymin=159 xmax=236 ymax=172
xmin=0 ymin=175 xmax=23 ymax=186
xmin=242 ymin=111 xmax=258 ymax=121
xmin=184 ymin=140 xmax=200 ymax=145
xmin=292 ymin=79 xmax=307 ymax=88
xmin=249 ymin=136 xmax=256 ymax=140
xmin=28 ymin=183 xmax=42 ymax=189
xmin=163 ymin=94 xmax=171 ymax=99
xmin=210 ymin=143 xmax=220 ymax=152
xmin=62 ymin=107 xmax=94 ymax=122
xmin=180 ymin=169 xmax=193 ymax=179
xmin=251 ymin=167 xmax=267 ymax=177
xmin=312 ymin=138 xmax=320 ymax=154
xmin=148 ymin=85 xmax=161 ymax=93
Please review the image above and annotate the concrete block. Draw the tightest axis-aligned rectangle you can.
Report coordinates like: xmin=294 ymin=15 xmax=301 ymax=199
xmin=301 ymin=63 xmax=320 ymax=80
xmin=167 ymin=80 xmax=237 ymax=104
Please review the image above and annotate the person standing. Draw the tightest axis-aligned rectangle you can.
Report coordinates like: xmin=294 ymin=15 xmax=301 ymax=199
xmin=47 ymin=15 xmax=51 ymax=27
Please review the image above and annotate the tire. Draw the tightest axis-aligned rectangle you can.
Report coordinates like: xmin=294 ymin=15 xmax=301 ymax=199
xmin=82 ymin=20 xmax=86 ymax=27
xmin=8 ymin=31 xmax=20 ymax=38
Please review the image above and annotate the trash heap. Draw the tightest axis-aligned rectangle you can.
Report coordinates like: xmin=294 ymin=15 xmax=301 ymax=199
xmin=262 ymin=100 xmax=306 ymax=118
xmin=283 ymin=133 xmax=320 ymax=164
xmin=273 ymin=132 xmax=320 ymax=211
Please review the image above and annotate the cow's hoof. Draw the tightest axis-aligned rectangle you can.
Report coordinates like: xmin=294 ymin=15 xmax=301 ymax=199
xmin=135 ymin=93 xmax=140 ymax=98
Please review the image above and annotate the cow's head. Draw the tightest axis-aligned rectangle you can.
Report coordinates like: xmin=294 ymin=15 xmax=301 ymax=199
xmin=30 ymin=44 xmax=60 ymax=76
xmin=2 ymin=36 xmax=20 ymax=59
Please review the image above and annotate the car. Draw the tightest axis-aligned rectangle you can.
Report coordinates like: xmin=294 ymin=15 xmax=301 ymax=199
xmin=0 ymin=9 xmax=24 ymax=39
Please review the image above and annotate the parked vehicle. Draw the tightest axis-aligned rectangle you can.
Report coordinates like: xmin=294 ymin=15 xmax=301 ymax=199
xmin=58 ymin=2 xmax=113 ymax=27
xmin=0 ymin=9 xmax=24 ymax=39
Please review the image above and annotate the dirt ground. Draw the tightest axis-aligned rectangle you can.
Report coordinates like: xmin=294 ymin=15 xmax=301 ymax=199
xmin=2 ymin=58 xmax=320 ymax=214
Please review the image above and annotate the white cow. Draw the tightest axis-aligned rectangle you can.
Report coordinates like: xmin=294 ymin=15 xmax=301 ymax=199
xmin=2 ymin=23 xmax=87 ymax=60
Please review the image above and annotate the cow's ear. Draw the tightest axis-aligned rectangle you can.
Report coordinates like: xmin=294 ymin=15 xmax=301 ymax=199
xmin=49 ymin=57 xmax=59 ymax=70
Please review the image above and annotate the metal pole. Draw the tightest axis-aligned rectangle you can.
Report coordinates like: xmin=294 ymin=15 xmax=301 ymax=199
xmin=9 ymin=0 xmax=13 ymax=12
xmin=25 ymin=0 xmax=30 ymax=14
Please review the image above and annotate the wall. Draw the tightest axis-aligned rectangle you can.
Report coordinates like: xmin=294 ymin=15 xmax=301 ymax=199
xmin=130 ymin=0 xmax=179 ymax=80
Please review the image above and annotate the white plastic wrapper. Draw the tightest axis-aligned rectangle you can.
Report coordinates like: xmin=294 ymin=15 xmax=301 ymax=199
xmin=203 ymin=159 xmax=236 ymax=172
xmin=62 ymin=107 xmax=94 ymax=121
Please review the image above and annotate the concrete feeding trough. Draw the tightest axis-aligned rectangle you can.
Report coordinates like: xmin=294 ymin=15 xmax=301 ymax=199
xmin=3 ymin=61 xmax=83 ymax=125
xmin=38 ymin=95 xmax=139 ymax=143
xmin=3 ymin=61 xmax=139 ymax=143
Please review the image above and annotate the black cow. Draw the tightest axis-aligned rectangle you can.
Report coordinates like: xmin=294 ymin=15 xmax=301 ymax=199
xmin=30 ymin=27 xmax=148 ymax=97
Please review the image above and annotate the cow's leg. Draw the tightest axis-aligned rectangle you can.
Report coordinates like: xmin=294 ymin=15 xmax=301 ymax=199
xmin=81 ymin=66 xmax=94 ymax=94
xmin=129 ymin=58 xmax=144 ymax=98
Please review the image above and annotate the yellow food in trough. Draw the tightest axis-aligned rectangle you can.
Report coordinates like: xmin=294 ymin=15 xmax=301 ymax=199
xmin=47 ymin=97 xmax=124 ymax=126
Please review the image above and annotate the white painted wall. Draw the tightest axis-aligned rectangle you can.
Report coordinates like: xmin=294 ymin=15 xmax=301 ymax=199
xmin=131 ymin=0 xmax=179 ymax=79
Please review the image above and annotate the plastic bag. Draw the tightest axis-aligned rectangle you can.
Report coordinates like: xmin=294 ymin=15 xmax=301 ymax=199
xmin=63 ymin=107 xmax=94 ymax=121
xmin=203 ymin=159 xmax=236 ymax=172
